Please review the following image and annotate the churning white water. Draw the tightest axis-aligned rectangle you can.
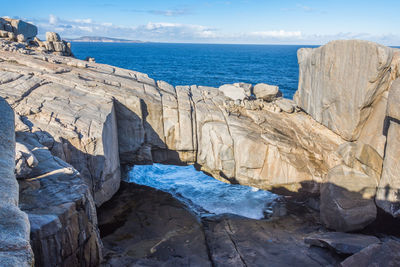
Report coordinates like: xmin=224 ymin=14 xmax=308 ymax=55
xmin=127 ymin=164 xmax=277 ymax=219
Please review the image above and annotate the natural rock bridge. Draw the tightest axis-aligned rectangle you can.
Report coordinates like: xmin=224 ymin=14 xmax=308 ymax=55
xmin=0 ymin=36 xmax=400 ymax=266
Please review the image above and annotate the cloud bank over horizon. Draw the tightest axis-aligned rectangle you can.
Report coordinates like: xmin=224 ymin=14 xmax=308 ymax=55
xmin=21 ymin=14 xmax=399 ymax=46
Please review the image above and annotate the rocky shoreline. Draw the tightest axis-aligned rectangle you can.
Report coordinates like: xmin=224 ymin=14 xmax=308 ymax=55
xmin=0 ymin=18 xmax=400 ymax=266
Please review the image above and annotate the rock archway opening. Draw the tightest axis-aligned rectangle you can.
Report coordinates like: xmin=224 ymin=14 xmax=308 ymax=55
xmin=123 ymin=163 xmax=278 ymax=219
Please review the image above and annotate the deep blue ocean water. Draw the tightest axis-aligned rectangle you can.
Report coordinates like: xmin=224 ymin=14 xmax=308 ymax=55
xmin=71 ymin=43 xmax=316 ymax=99
xmin=70 ymin=42 xmax=318 ymax=218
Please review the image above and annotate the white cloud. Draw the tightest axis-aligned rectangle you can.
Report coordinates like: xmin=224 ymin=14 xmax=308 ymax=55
xmin=127 ymin=8 xmax=192 ymax=17
xmin=49 ymin=14 xmax=58 ymax=25
xmin=296 ymin=4 xmax=316 ymax=12
xmin=73 ymin=18 xmax=93 ymax=24
xmin=249 ymin=30 xmax=302 ymax=38
xmin=28 ymin=15 xmax=400 ymax=45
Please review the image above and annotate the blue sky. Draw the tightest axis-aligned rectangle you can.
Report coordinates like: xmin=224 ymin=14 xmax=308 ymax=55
xmin=2 ymin=0 xmax=400 ymax=45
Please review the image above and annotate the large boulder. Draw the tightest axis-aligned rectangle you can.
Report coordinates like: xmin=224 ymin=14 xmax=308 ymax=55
xmin=376 ymin=78 xmax=400 ymax=217
xmin=46 ymin=32 xmax=61 ymax=42
xmin=320 ymin=164 xmax=378 ymax=232
xmin=3 ymin=18 xmax=37 ymax=39
xmin=218 ymin=83 xmax=251 ymax=100
xmin=253 ymin=83 xmax=281 ymax=101
xmin=295 ymin=40 xmax=396 ymax=152
xmin=275 ymin=98 xmax=296 ymax=113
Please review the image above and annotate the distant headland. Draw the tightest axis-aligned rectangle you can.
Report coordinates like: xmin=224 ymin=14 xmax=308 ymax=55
xmin=64 ymin=36 xmax=144 ymax=43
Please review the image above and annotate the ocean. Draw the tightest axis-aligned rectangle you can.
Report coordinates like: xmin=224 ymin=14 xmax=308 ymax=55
xmin=71 ymin=43 xmax=314 ymax=219
xmin=71 ymin=42 xmax=316 ymax=99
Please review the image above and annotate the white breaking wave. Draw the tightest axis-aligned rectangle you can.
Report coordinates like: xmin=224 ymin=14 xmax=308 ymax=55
xmin=127 ymin=164 xmax=277 ymax=219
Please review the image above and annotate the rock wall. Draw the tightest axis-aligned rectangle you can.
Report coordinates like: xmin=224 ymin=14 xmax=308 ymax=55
xmin=17 ymin=132 xmax=102 ymax=267
xmin=0 ymin=97 xmax=33 ymax=266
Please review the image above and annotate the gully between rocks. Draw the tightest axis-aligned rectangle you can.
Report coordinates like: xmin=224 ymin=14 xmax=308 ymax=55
xmin=97 ymin=165 xmax=346 ymax=267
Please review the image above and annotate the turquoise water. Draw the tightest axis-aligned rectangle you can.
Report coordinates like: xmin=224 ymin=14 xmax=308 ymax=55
xmin=71 ymin=42 xmax=316 ymax=99
xmin=127 ymin=164 xmax=277 ymax=219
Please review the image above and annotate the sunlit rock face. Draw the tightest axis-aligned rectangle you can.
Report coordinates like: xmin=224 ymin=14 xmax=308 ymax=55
xmin=0 ymin=42 xmax=344 ymax=206
xmin=295 ymin=40 xmax=399 ymax=156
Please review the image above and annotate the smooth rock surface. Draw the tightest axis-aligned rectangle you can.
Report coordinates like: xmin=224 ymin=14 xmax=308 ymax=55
xmin=320 ymin=164 xmax=377 ymax=232
xmin=304 ymin=232 xmax=380 ymax=255
xmin=219 ymin=84 xmax=248 ymax=100
xmin=98 ymin=182 xmax=211 ymax=267
xmin=0 ymin=97 xmax=33 ymax=266
xmin=340 ymin=240 xmax=400 ymax=267
xmin=295 ymin=40 xmax=396 ymax=146
xmin=202 ymin=203 xmax=343 ymax=266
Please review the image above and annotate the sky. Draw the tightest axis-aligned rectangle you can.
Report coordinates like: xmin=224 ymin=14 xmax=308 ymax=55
xmin=2 ymin=0 xmax=400 ymax=45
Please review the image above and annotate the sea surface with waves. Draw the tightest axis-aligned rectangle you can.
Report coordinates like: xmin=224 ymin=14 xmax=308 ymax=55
xmin=71 ymin=42 xmax=314 ymax=219
xmin=72 ymin=42 xmax=317 ymax=99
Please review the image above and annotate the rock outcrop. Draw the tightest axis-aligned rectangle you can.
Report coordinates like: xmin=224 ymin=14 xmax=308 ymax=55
xmin=0 ymin=18 xmax=37 ymax=40
xmin=295 ymin=40 xmax=400 ymax=231
xmin=295 ymin=40 xmax=399 ymax=156
xmin=0 ymin=97 xmax=33 ymax=266
xmin=17 ymin=132 xmax=102 ymax=267
xmin=376 ymin=78 xmax=400 ymax=217
xmin=0 ymin=17 xmax=73 ymax=57
xmin=0 ymin=43 xmax=345 ymax=207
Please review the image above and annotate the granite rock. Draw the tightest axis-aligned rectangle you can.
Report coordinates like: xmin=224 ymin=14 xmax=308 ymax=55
xmin=17 ymin=132 xmax=102 ymax=267
xmin=320 ymin=164 xmax=378 ymax=232
xmin=295 ymin=41 xmax=397 ymax=150
xmin=340 ymin=240 xmax=400 ymax=267
xmin=304 ymin=232 xmax=380 ymax=255
xmin=0 ymin=97 xmax=34 ymax=266
xmin=253 ymin=83 xmax=281 ymax=101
